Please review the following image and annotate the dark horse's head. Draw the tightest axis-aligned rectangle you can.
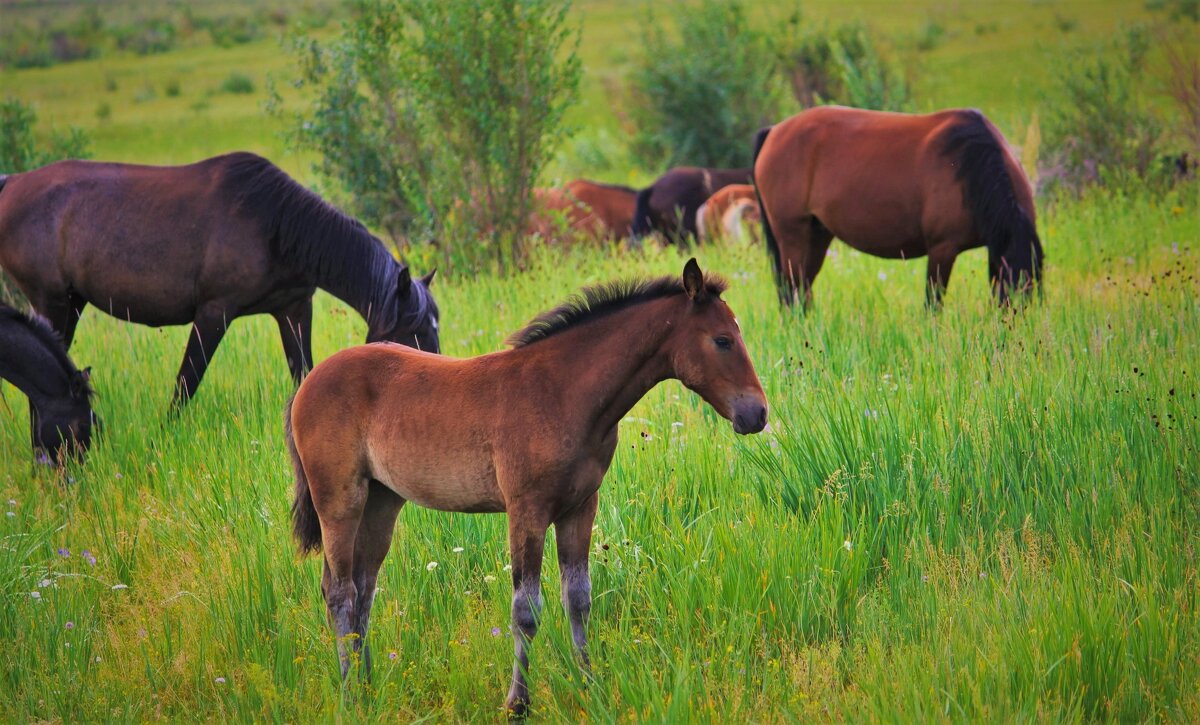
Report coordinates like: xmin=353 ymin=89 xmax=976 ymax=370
xmin=34 ymin=367 xmax=97 ymax=464
xmin=367 ymin=267 xmax=441 ymax=353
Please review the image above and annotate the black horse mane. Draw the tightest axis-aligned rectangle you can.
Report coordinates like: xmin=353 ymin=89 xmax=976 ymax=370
xmin=507 ymin=273 xmax=728 ymax=348
xmin=941 ymin=110 xmax=1044 ymax=290
xmin=218 ymin=152 xmax=401 ymax=328
xmin=0 ymin=304 xmax=92 ymax=400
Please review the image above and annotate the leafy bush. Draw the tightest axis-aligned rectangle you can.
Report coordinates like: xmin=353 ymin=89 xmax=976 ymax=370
xmin=274 ymin=0 xmax=581 ymax=271
xmin=784 ymin=21 xmax=911 ymax=111
xmin=628 ymin=0 xmax=783 ymax=169
xmin=1162 ymin=30 xmax=1200 ymax=157
xmin=0 ymin=98 xmax=91 ymax=174
xmin=914 ymin=18 xmax=946 ymax=51
xmin=1041 ymin=29 xmax=1164 ymax=190
xmin=114 ymin=18 xmax=179 ymax=56
xmin=219 ymin=72 xmax=255 ymax=95
xmin=204 ymin=15 xmax=266 ymax=47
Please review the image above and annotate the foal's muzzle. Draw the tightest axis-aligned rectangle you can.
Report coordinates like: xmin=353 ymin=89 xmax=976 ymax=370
xmin=732 ymin=397 xmax=768 ymax=435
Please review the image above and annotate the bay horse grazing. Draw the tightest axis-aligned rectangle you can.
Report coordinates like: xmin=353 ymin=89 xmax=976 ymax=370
xmin=696 ymin=183 xmax=761 ymax=243
xmin=631 ymin=167 xmax=752 ymax=242
xmin=529 ymin=180 xmax=638 ymax=243
xmin=0 ymin=153 xmax=439 ymax=408
xmin=287 ymin=258 xmax=767 ymax=717
xmin=0 ymin=303 xmax=96 ymax=462
xmin=754 ymin=107 xmax=1043 ymax=307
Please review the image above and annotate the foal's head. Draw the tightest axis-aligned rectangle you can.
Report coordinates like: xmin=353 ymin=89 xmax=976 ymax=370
xmin=667 ymin=259 xmax=768 ymax=434
xmin=369 ymin=267 xmax=441 ymax=353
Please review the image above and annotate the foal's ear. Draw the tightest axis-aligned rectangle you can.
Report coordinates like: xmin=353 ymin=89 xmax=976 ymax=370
xmin=682 ymin=257 xmax=707 ymax=302
xmin=397 ymin=266 xmax=413 ymax=298
xmin=420 ymin=268 xmax=437 ymax=287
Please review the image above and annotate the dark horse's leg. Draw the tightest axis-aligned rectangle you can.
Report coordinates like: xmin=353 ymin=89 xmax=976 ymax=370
xmin=925 ymin=246 xmax=958 ymax=309
xmin=28 ymin=293 xmax=85 ymax=458
xmin=505 ymin=507 xmax=550 ymax=719
xmin=349 ymin=480 xmax=405 ymax=683
xmin=172 ymin=305 xmax=231 ymax=407
xmin=554 ymin=492 xmax=599 ymax=671
xmin=273 ymin=297 xmax=314 ymax=385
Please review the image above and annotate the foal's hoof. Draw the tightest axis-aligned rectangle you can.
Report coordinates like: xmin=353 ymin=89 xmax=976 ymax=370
xmin=505 ymin=699 xmax=530 ymax=721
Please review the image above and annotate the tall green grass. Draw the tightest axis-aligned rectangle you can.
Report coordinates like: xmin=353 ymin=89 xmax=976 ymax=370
xmin=1 ymin=182 xmax=1196 ymax=721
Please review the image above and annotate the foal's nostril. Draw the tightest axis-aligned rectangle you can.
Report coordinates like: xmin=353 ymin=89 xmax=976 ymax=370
xmin=757 ymin=406 xmax=768 ymax=428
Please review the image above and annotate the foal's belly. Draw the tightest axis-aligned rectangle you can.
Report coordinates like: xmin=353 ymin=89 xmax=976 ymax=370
xmin=367 ymin=445 xmax=507 ymax=514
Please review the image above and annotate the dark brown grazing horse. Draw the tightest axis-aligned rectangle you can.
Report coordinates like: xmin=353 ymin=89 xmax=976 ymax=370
xmin=528 ymin=179 xmax=638 ymax=244
xmin=631 ymin=167 xmax=753 ymax=242
xmin=0 ymin=153 xmax=439 ymax=408
xmin=754 ymin=107 xmax=1043 ymax=307
xmin=0 ymin=303 xmax=96 ymax=462
xmin=287 ymin=259 xmax=767 ymax=718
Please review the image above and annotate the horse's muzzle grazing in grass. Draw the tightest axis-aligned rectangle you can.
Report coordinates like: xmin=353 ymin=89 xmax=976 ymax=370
xmin=286 ymin=258 xmax=767 ymax=718
xmin=0 ymin=303 xmax=96 ymax=463
xmin=753 ymin=107 xmax=1044 ymax=308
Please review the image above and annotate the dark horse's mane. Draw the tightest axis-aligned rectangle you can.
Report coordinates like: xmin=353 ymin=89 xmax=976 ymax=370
xmin=508 ymin=273 xmax=728 ymax=348
xmin=0 ymin=304 xmax=92 ymax=399
xmin=940 ymin=110 xmax=1044 ymax=287
xmin=218 ymin=152 xmax=402 ymax=328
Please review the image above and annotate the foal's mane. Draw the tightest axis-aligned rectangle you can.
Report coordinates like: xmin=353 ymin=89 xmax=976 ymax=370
xmin=0 ymin=304 xmax=91 ymax=399
xmin=218 ymin=152 xmax=400 ymax=322
xmin=507 ymin=273 xmax=728 ymax=348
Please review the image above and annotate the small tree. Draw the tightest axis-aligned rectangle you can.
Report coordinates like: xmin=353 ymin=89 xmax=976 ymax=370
xmin=274 ymin=0 xmax=581 ymax=271
xmin=784 ymin=21 xmax=911 ymax=111
xmin=628 ymin=0 xmax=783 ymax=169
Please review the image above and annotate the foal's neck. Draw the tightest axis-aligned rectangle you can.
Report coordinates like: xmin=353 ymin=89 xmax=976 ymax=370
xmin=523 ymin=296 xmax=682 ymax=440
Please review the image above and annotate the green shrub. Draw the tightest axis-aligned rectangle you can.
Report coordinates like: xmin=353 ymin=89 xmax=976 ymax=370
xmin=164 ymin=78 xmax=182 ymax=97
xmin=219 ymin=72 xmax=255 ymax=95
xmin=1042 ymin=29 xmax=1164 ymax=190
xmin=628 ymin=0 xmax=783 ymax=169
xmin=784 ymin=21 xmax=911 ymax=111
xmin=205 ymin=15 xmax=265 ymax=47
xmin=274 ymin=0 xmax=581 ymax=271
xmin=114 ymin=17 xmax=179 ymax=56
xmin=95 ymin=101 xmax=112 ymax=121
xmin=914 ymin=18 xmax=946 ymax=52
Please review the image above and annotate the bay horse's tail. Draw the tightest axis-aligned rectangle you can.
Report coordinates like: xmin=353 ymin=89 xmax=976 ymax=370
xmin=751 ymin=126 xmax=783 ymax=287
xmin=941 ymin=110 xmax=1044 ymax=302
xmin=286 ymin=394 xmax=323 ymax=554
xmin=631 ymin=186 xmax=654 ymax=238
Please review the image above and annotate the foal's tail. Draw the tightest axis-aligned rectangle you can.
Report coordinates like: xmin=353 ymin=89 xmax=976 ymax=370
xmin=941 ymin=110 xmax=1044 ymax=303
xmin=630 ymin=186 xmax=654 ymax=239
xmin=751 ymin=125 xmax=783 ymax=288
xmin=286 ymin=394 xmax=323 ymax=554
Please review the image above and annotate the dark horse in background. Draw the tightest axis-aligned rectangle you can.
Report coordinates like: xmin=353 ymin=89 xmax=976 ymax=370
xmin=632 ymin=166 xmax=752 ymax=242
xmin=0 ymin=152 xmax=439 ymax=408
xmin=754 ymin=107 xmax=1043 ymax=307
xmin=0 ymin=303 xmax=96 ymax=462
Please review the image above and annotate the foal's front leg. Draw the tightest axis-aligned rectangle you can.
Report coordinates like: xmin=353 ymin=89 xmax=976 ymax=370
xmin=505 ymin=511 xmax=549 ymax=719
xmin=554 ymin=492 xmax=599 ymax=670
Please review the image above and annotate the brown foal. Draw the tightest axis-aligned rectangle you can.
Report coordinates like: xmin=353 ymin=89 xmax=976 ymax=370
xmin=287 ymin=258 xmax=767 ymax=717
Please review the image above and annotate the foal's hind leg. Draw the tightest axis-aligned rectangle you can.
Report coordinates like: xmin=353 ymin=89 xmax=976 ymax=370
xmin=273 ymin=296 xmax=314 ymax=385
xmin=350 ymin=480 xmax=405 ymax=683
xmin=172 ymin=305 xmax=231 ymax=408
xmin=314 ymin=474 xmax=369 ymax=679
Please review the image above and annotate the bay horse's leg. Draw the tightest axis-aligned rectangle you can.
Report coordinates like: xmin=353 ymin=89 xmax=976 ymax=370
xmin=171 ymin=306 xmax=230 ymax=407
xmin=505 ymin=510 xmax=550 ymax=719
xmin=772 ymin=216 xmax=831 ymax=309
xmin=925 ymin=246 xmax=958 ymax=309
xmin=350 ymin=480 xmax=405 ymax=683
xmin=273 ymin=297 xmax=314 ymax=385
xmin=554 ymin=492 xmax=599 ymax=671
xmin=799 ymin=221 xmax=834 ymax=309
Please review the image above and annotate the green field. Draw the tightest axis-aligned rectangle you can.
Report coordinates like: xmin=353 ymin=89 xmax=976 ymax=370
xmin=2 ymin=0 xmax=1199 ymax=722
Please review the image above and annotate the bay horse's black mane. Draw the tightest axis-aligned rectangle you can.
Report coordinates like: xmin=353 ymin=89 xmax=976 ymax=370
xmin=218 ymin=152 xmax=402 ymax=325
xmin=0 ymin=304 xmax=92 ymax=399
xmin=508 ymin=273 xmax=728 ymax=348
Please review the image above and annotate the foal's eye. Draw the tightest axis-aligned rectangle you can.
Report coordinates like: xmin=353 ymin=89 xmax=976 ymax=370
xmin=714 ymin=336 xmax=733 ymax=350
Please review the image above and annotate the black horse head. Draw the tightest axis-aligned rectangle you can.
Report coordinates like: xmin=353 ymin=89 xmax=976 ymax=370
xmin=33 ymin=367 xmax=97 ymax=463
xmin=367 ymin=267 xmax=440 ymax=353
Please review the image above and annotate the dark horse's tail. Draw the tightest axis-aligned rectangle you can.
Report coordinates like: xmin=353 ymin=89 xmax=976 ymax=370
xmin=941 ymin=110 xmax=1044 ymax=303
xmin=0 ymin=175 xmax=8 ymax=198
xmin=751 ymin=126 xmax=784 ymax=292
xmin=631 ymin=186 xmax=654 ymax=239
xmin=287 ymin=394 xmax=323 ymax=554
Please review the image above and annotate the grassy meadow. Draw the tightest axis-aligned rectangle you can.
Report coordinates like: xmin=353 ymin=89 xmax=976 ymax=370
xmin=2 ymin=0 xmax=1199 ymax=721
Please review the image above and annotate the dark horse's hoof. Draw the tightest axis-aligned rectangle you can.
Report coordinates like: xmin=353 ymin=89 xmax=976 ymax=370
xmin=505 ymin=700 xmax=530 ymax=721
